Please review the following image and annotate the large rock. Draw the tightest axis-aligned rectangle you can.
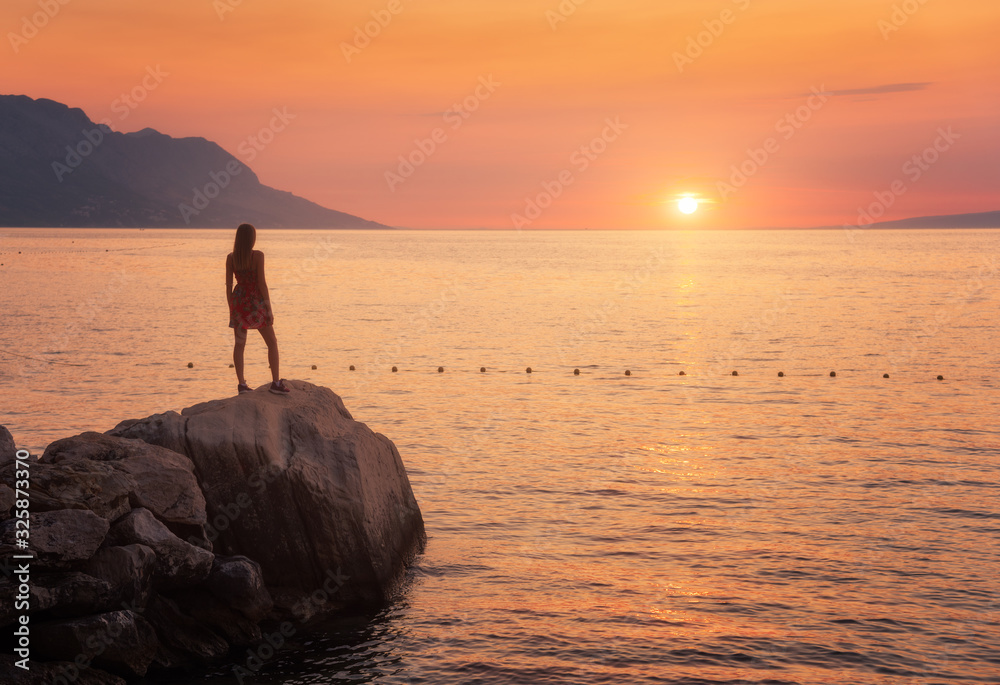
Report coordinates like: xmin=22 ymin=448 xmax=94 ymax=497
xmin=42 ymin=432 xmax=207 ymax=528
xmin=0 ymin=425 xmax=15 ymax=464
xmin=82 ymin=544 xmax=158 ymax=610
xmin=0 ymin=572 xmax=113 ymax=624
xmin=26 ymin=458 xmax=133 ymax=521
xmin=142 ymin=594 xmax=230 ymax=667
xmin=1 ymin=425 xmax=20 ymax=522
xmin=0 ymin=509 xmax=108 ymax=566
xmin=172 ymin=589 xmax=262 ymax=647
xmin=106 ymin=509 xmax=213 ymax=591
xmin=33 ymin=610 xmax=158 ymax=678
xmin=205 ymin=555 xmax=272 ymax=621
xmin=0 ymin=484 xmax=14 ymax=520
xmin=109 ymin=380 xmax=425 ymax=606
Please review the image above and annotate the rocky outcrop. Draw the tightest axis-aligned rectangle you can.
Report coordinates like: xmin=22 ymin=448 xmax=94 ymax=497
xmin=110 ymin=380 xmax=426 ymax=608
xmin=0 ymin=509 xmax=109 ymax=566
xmin=0 ymin=381 xmax=424 ymax=680
xmin=105 ymin=508 xmax=214 ymax=591
xmin=0 ymin=426 xmax=15 ymax=463
xmin=42 ymin=431 xmax=208 ymax=534
xmin=33 ymin=610 xmax=159 ymax=678
xmin=82 ymin=544 xmax=158 ymax=610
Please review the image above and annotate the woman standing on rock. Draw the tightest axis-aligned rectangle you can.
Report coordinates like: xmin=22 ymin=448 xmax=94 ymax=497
xmin=226 ymin=223 xmax=290 ymax=395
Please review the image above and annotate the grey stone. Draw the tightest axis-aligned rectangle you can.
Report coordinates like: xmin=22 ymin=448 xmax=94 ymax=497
xmin=205 ymin=555 xmax=272 ymax=621
xmin=110 ymin=380 xmax=425 ymax=608
xmin=33 ymin=610 xmax=158 ymax=678
xmin=28 ymin=572 xmax=113 ymax=617
xmin=0 ymin=509 xmax=108 ymax=566
xmin=172 ymin=588 xmax=261 ymax=646
xmin=0 ymin=484 xmax=14 ymax=520
xmin=106 ymin=508 xmax=213 ymax=591
xmin=43 ymin=432 xmax=207 ymax=528
xmin=82 ymin=544 xmax=157 ymax=610
xmin=0 ymin=425 xmax=15 ymax=465
xmin=142 ymin=593 xmax=230 ymax=666
xmin=27 ymin=458 xmax=132 ymax=521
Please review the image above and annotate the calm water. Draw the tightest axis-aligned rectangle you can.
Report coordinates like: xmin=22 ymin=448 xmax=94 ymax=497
xmin=2 ymin=228 xmax=999 ymax=684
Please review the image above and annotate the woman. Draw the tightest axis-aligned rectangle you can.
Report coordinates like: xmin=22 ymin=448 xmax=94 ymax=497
xmin=226 ymin=223 xmax=290 ymax=395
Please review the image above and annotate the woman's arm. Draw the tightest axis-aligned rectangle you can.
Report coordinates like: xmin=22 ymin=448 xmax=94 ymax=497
xmin=225 ymin=253 xmax=234 ymax=306
xmin=255 ymin=251 xmax=272 ymax=311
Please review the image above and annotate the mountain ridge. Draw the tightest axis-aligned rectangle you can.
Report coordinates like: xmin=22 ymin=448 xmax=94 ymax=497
xmin=863 ymin=209 xmax=1000 ymax=229
xmin=0 ymin=94 xmax=388 ymax=229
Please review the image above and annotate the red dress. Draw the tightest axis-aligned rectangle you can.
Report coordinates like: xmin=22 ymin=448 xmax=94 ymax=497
xmin=229 ymin=255 xmax=273 ymax=330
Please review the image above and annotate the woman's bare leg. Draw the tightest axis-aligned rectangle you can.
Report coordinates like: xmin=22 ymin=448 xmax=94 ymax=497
xmin=233 ymin=326 xmax=248 ymax=384
xmin=259 ymin=325 xmax=280 ymax=383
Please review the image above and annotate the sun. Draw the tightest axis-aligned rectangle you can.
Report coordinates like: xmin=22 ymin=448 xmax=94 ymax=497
xmin=677 ymin=196 xmax=699 ymax=214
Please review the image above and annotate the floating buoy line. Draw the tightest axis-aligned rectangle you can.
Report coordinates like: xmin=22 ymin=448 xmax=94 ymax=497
xmin=299 ymin=364 xmax=951 ymax=382
xmin=0 ymin=348 xmax=954 ymax=386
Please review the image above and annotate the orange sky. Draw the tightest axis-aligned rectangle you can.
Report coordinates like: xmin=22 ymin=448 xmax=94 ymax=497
xmin=3 ymin=0 xmax=998 ymax=228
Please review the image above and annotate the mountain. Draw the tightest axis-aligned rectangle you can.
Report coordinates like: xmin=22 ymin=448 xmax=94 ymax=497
xmin=0 ymin=94 xmax=388 ymax=228
xmin=868 ymin=210 xmax=1000 ymax=229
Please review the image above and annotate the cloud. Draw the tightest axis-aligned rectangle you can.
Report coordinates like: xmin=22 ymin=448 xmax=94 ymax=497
xmin=814 ymin=82 xmax=933 ymax=97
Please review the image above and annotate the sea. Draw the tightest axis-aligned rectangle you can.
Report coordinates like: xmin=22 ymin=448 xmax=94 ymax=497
xmin=2 ymin=228 xmax=999 ymax=684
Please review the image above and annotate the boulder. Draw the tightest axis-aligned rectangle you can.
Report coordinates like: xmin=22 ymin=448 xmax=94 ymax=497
xmin=0 ymin=484 xmax=13 ymax=520
xmin=20 ymin=572 xmax=113 ymax=619
xmin=0 ymin=425 xmax=15 ymax=464
xmin=172 ymin=588 xmax=262 ymax=646
xmin=33 ymin=610 xmax=158 ymax=678
xmin=142 ymin=594 xmax=230 ymax=666
xmin=109 ymin=380 xmax=425 ymax=606
xmin=205 ymin=555 xmax=272 ymax=621
xmin=42 ymin=432 xmax=207 ymax=528
xmin=105 ymin=508 xmax=213 ymax=591
xmin=0 ymin=509 xmax=108 ymax=566
xmin=82 ymin=544 xmax=157 ymax=610
xmin=26 ymin=458 xmax=133 ymax=521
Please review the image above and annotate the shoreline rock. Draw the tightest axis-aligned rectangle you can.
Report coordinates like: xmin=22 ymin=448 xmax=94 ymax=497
xmin=0 ymin=381 xmax=425 ymax=680
xmin=109 ymin=380 xmax=426 ymax=606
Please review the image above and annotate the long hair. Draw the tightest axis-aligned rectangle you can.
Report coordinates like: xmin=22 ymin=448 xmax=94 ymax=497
xmin=232 ymin=223 xmax=256 ymax=271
